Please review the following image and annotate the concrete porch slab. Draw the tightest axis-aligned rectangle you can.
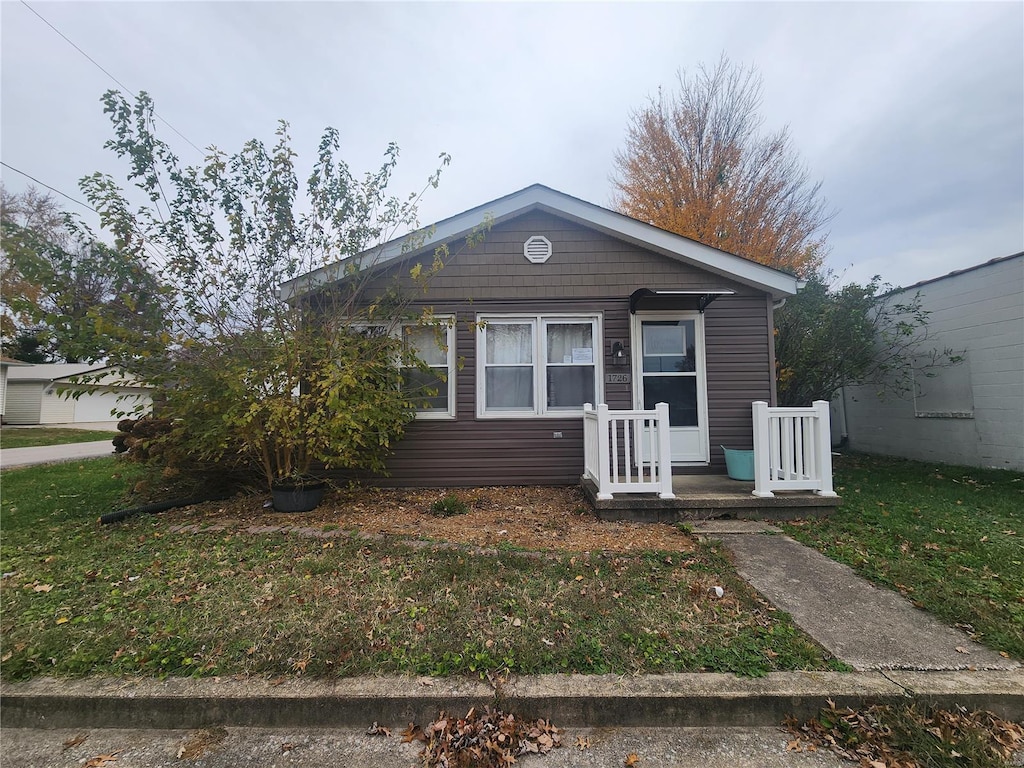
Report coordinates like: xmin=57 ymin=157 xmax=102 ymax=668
xmin=582 ymin=475 xmax=841 ymax=522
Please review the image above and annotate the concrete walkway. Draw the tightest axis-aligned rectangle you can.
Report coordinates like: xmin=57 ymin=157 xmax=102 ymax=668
xmin=694 ymin=522 xmax=1018 ymax=672
xmin=0 ymin=440 xmax=114 ymax=469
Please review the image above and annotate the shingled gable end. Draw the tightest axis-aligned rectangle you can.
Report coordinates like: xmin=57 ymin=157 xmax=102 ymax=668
xmin=283 ymin=185 xmax=802 ymax=487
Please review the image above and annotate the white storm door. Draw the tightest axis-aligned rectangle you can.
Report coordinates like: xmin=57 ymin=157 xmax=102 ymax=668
xmin=632 ymin=313 xmax=710 ymax=464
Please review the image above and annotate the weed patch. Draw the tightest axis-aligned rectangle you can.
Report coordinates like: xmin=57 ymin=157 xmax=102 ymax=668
xmin=429 ymin=493 xmax=469 ymax=517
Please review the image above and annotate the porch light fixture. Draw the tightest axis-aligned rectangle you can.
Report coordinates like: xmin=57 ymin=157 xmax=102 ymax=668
xmin=611 ymin=341 xmax=627 ymax=364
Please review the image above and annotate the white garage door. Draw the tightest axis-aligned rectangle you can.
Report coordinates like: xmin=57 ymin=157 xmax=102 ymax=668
xmin=74 ymin=390 xmax=149 ymax=423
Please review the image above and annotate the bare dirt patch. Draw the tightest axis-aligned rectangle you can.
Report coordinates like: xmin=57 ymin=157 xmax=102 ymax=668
xmin=171 ymin=485 xmax=695 ymax=554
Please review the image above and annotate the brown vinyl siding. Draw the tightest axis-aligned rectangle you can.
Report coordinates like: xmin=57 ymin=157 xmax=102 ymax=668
xmin=328 ymin=211 xmax=777 ymax=487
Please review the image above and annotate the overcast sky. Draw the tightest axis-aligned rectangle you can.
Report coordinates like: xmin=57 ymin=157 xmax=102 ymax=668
xmin=2 ymin=1 xmax=1022 ymax=289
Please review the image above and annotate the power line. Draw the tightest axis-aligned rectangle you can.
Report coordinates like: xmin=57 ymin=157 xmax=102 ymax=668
xmin=20 ymin=0 xmax=206 ymax=157
xmin=0 ymin=161 xmax=97 ymax=213
xmin=1 ymin=161 xmax=170 ymax=267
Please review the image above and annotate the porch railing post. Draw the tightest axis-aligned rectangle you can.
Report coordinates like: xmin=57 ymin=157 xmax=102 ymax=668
xmin=813 ymin=400 xmax=838 ymax=497
xmin=751 ymin=400 xmax=774 ymax=498
xmin=595 ymin=403 xmax=613 ymax=500
xmin=654 ymin=401 xmax=675 ymax=499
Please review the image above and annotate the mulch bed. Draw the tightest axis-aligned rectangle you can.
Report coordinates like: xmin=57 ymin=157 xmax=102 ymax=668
xmin=165 ymin=485 xmax=696 ymax=554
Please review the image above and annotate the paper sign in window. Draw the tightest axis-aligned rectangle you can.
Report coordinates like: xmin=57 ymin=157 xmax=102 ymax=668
xmin=571 ymin=348 xmax=594 ymax=364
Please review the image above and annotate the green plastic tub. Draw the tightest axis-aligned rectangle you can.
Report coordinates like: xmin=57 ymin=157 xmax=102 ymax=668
xmin=721 ymin=446 xmax=755 ymax=481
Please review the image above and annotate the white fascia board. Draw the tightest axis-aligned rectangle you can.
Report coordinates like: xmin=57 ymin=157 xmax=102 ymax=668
xmin=279 ymin=184 xmax=803 ymax=301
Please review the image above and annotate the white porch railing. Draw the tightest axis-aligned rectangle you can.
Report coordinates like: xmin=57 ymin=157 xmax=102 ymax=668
xmin=751 ymin=400 xmax=837 ymax=498
xmin=583 ymin=403 xmax=675 ymax=500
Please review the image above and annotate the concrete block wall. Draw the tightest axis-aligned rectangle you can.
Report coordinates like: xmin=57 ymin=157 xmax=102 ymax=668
xmin=840 ymin=253 xmax=1023 ymax=471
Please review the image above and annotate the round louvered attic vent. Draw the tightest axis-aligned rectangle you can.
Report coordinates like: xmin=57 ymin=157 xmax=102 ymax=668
xmin=523 ymin=235 xmax=552 ymax=264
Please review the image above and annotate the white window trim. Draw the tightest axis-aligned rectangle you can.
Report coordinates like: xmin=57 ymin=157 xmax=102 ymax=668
xmin=402 ymin=318 xmax=457 ymax=420
xmin=475 ymin=312 xmax=604 ymax=419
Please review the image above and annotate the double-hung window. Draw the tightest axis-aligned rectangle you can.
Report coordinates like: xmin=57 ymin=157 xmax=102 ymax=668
xmin=477 ymin=314 xmax=601 ymax=417
xmin=402 ymin=319 xmax=456 ymax=419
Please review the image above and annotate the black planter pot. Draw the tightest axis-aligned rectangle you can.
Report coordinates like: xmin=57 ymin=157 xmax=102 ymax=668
xmin=271 ymin=480 xmax=327 ymax=512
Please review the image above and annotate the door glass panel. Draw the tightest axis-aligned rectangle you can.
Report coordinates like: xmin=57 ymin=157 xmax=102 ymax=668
xmin=643 ymin=376 xmax=698 ymax=426
xmin=642 ymin=321 xmax=695 ymax=372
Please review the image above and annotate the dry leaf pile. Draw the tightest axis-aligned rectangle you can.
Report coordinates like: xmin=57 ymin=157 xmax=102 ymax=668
xmin=784 ymin=699 xmax=1024 ymax=768
xmin=399 ymin=706 xmax=562 ymax=767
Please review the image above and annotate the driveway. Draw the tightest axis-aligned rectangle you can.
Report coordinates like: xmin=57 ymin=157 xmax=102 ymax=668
xmin=0 ymin=440 xmax=115 ymax=469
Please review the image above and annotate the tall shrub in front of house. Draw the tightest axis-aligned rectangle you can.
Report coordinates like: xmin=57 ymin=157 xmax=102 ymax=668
xmin=80 ymin=90 xmax=485 ymax=491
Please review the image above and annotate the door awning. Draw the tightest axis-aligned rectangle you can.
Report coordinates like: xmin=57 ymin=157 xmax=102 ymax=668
xmin=629 ymin=288 xmax=736 ymax=314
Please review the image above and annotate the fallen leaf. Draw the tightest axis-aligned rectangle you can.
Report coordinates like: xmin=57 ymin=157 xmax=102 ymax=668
xmin=624 ymin=753 xmax=641 ymax=766
xmin=366 ymin=722 xmax=391 ymax=737
xmin=33 ymin=584 xmax=53 ymax=593
xmin=56 ymin=617 xmax=70 ymax=625
xmin=955 ymin=646 xmax=969 ymax=654
xmin=401 ymin=723 xmax=426 ymax=743
xmin=575 ymin=736 xmax=591 ymax=750
xmin=84 ymin=753 xmax=119 ymax=767
xmin=62 ymin=733 xmax=89 ymax=751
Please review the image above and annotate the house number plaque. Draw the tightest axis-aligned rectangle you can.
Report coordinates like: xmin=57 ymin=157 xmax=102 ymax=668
xmin=605 ymin=373 xmax=631 ymax=384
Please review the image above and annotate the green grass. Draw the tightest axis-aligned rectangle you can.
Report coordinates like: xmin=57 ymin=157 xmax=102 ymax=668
xmin=0 ymin=458 xmax=846 ymax=681
xmin=0 ymin=427 xmax=117 ymax=449
xmin=782 ymin=453 xmax=1024 ymax=659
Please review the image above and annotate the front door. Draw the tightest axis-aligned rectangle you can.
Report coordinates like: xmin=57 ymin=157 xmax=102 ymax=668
xmin=631 ymin=312 xmax=709 ymax=464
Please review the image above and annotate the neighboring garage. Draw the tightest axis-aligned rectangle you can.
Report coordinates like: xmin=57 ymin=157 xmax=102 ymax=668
xmin=3 ymin=364 xmax=152 ymax=425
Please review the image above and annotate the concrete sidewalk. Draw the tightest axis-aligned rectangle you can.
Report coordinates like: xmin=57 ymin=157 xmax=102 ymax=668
xmin=0 ymin=439 xmax=114 ymax=469
xmin=697 ymin=523 xmax=1018 ymax=672
xmin=1 ymin=726 xmax=855 ymax=768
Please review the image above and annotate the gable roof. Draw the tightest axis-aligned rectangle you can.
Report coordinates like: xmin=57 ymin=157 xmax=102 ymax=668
xmin=279 ymin=184 xmax=804 ymax=301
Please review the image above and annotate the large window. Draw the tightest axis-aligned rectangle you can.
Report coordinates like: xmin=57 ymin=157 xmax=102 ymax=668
xmin=402 ymin=320 xmax=456 ymax=419
xmin=477 ymin=314 xmax=601 ymax=417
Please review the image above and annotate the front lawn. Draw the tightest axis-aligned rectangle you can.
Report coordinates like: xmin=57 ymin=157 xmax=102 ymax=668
xmin=782 ymin=454 xmax=1024 ymax=659
xmin=0 ymin=427 xmax=117 ymax=449
xmin=0 ymin=458 xmax=845 ymax=680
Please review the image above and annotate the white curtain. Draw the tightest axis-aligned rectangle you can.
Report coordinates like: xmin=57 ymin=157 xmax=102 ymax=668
xmin=486 ymin=323 xmax=533 ymax=408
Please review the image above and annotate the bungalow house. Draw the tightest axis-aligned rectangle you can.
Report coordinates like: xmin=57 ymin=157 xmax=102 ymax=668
xmin=282 ymin=184 xmax=827 ymax=496
xmin=3 ymin=363 xmax=152 ymax=425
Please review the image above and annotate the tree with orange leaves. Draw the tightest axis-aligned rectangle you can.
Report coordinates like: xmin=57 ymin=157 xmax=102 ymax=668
xmin=612 ymin=55 xmax=834 ymax=277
